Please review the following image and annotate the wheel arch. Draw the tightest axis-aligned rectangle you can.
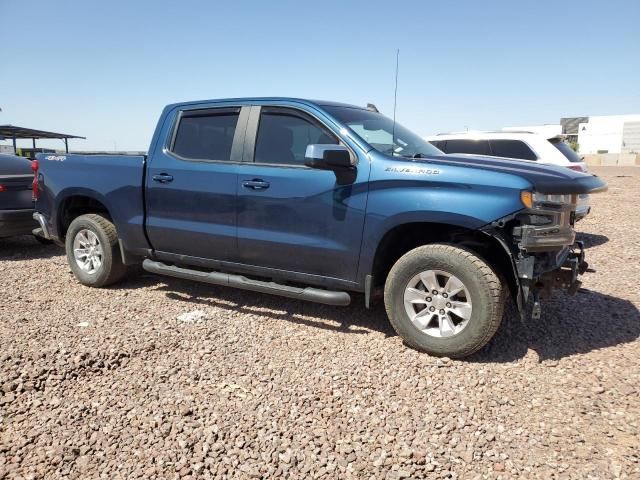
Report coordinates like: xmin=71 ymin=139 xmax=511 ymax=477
xmin=365 ymin=220 xmax=518 ymax=305
xmin=56 ymin=189 xmax=112 ymax=239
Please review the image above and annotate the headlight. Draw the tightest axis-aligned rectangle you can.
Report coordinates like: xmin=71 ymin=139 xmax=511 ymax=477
xmin=532 ymin=192 xmax=576 ymax=206
xmin=520 ymin=191 xmax=533 ymax=209
xmin=515 ymin=191 xmax=577 ymax=251
xmin=521 ymin=191 xmax=577 ymax=209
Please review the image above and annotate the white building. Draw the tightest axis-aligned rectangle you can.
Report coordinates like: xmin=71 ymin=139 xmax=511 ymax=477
xmin=577 ymin=114 xmax=640 ymax=154
xmin=504 ymin=114 xmax=640 ymax=155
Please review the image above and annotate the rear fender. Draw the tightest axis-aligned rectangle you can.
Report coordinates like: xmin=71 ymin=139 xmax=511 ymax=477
xmin=54 ymin=188 xmax=111 ymax=239
xmin=54 ymin=187 xmax=149 ymax=258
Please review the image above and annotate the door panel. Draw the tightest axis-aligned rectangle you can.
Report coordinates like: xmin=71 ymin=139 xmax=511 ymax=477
xmin=146 ymin=157 xmax=238 ymax=260
xmin=236 ymin=106 xmax=369 ymax=282
xmin=145 ymin=106 xmax=247 ymax=261
xmin=237 ymin=165 xmax=368 ymax=280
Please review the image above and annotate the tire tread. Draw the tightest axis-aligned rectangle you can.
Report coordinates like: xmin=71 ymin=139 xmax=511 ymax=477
xmin=65 ymin=214 xmax=126 ymax=287
xmin=384 ymin=244 xmax=505 ymax=358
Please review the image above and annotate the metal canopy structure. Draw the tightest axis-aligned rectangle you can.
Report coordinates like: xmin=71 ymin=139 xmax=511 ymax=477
xmin=0 ymin=125 xmax=85 ymax=153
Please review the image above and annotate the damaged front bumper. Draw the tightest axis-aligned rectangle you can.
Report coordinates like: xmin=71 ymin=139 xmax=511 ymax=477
xmin=515 ymin=241 xmax=589 ymax=319
xmin=540 ymin=241 xmax=588 ymax=295
xmin=485 ymin=180 xmax=606 ymax=319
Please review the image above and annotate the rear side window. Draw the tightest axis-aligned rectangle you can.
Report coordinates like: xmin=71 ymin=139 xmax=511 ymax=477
xmin=254 ymin=108 xmax=338 ymax=166
xmin=172 ymin=109 xmax=240 ymax=161
xmin=444 ymin=139 xmax=491 ymax=156
xmin=550 ymin=139 xmax=582 ymax=163
xmin=489 ymin=140 xmax=537 ymax=160
xmin=429 ymin=140 xmax=446 ymax=150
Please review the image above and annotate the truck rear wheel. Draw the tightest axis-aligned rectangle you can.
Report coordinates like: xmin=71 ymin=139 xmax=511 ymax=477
xmin=65 ymin=214 xmax=126 ymax=287
xmin=384 ymin=244 xmax=505 ymax=358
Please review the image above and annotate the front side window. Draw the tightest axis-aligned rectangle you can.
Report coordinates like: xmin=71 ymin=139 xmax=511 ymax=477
xmin=324 ymin=106 xmax=442 ymax=158
xmin=254 ymin=108 xmax=338 ymax=165
xmin=172 ymin=109 xmax=240 ymax=161
xmin=444 ymin=139 xmax=492 ymax=156
xmin=489 ymin=139 xmax=537 ymax=160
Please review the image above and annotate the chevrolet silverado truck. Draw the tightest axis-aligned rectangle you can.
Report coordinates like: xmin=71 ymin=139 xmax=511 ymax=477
xmin=33 ymin=98 xmax=607 ymax=358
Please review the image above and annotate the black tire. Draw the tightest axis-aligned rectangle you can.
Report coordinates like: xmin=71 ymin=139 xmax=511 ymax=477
xmin=384 ymin=244 xmax=505 ymax=358
xmin=65 ymin=214 xmax=126 ymax=287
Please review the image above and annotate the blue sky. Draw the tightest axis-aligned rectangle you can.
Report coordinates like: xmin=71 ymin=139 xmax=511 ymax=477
xmin=1 ymin=0 xmax=639 ymax=151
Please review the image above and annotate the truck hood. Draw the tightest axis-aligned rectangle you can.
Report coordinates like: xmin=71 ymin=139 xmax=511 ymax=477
xmin=413 ymin=153 xmax=607 ymax=194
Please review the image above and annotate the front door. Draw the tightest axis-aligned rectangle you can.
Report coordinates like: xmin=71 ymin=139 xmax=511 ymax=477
xmin=145 ymin=105 xmax=247 ymax=262
xmin=236 ymin=106 xmax=369 ymax=282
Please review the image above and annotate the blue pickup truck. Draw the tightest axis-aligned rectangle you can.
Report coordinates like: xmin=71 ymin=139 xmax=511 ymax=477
xmin=33 ymin=98 xmax=606 ymax=357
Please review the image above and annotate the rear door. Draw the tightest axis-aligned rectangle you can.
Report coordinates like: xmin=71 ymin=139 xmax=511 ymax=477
xmin=235 ymin=105 xmax=369 ymax=282
xmin=145 ymin=105 xmax=248 ymax=262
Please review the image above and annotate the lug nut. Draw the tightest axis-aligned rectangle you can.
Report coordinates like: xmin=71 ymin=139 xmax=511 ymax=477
xmin=432 ymin=290 xmax=438 ymax=295
xmin=426 ymin=297 xmax=432 ymax=302
xmin=446 ymin=302 xmax=452 ymax=308
xmin=442 ymin=293 xmax=448 ymax=298
xmin=439 ymin=309 xmax=445 ymax=314
xmin=429 ymin=306 xmax=435 ymax=312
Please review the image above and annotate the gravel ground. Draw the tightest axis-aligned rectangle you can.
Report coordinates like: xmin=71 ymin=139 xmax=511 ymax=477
xmin=1 ymin=166 xmax=638 ymax=479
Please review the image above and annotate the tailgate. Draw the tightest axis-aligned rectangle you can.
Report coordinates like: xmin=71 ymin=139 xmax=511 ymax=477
xmin=0 ymin=174 xmax=33 ymax=210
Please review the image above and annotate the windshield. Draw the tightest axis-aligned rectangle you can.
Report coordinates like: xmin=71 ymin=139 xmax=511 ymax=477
xmin=549 ymin=138 xmax=583 ymax=163
xmin=324 ymin=106 xmax=442 ymax=158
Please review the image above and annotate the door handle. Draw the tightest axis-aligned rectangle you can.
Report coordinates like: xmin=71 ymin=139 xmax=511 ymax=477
xmin=242 ymin=179 xmax=270 ymax=190
xmin=152 ymin=173 xmax=174 ymax=183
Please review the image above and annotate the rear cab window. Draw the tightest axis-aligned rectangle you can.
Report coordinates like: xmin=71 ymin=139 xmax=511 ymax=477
xmin=171 ymin=108 xmax=241 ymax=161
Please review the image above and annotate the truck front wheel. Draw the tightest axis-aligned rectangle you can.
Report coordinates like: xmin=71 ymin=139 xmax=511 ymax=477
xmin=384 ymin=244 xmax=505 ymax=358
xmin=65 ymin=214 xmax=126 ymax=287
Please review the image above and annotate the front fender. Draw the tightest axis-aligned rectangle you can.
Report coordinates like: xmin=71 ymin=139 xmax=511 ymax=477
xmin=356 ymin=173 xmax=525 ymax=283
xmin=356 ymin=209 xmax=489 ymax=285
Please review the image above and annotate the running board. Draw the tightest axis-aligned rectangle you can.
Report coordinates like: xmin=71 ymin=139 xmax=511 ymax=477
xmin=142 ymin=260 xmax=351 ymax=306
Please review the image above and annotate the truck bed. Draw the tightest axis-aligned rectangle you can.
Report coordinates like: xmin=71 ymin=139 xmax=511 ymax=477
xmin=35 ymin=153 xmax=149 ymax=253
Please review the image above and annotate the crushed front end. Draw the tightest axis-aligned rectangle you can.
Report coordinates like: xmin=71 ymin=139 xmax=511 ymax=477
xmin=486 ymin=190 xmax=601 ymax=319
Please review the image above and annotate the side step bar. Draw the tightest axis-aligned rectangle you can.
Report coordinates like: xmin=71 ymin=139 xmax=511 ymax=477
xmin=142 ymin=260 xmax=351 ymax=306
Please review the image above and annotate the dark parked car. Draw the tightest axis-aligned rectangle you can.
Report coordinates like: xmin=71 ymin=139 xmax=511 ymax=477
xmin=0 ymin=153 xmax=41 ymax=239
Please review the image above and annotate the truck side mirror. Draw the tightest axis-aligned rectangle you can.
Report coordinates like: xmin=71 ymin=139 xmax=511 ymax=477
xmin=304 ymin=144 xmax=354 ymax=170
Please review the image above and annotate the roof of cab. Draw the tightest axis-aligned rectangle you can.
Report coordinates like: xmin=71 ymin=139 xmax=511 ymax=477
xmin=164 ymin=97 xmax=366 ymax=111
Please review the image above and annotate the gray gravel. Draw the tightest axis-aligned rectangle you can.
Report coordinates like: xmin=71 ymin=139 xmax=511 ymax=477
xmin=1 ymin=166 xmax=639 ymax=479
